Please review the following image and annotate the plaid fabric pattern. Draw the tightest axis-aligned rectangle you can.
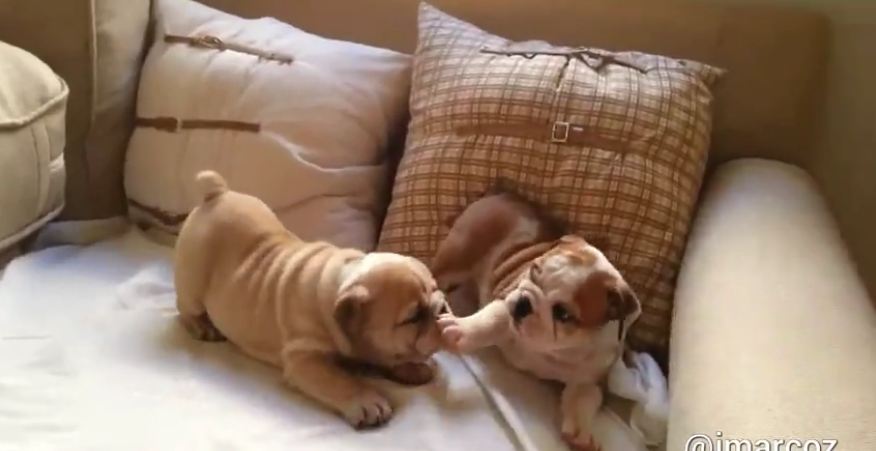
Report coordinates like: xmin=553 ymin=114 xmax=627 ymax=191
xmin=378 ymin=3 xmax=723 ymax=356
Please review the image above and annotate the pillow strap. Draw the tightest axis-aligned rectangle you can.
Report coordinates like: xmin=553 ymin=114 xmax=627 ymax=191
xmin=480 ymin=47 xmax=647 ymax=74
xmin=455 ymin=122 xmax=630 ymax=152
xmin=164 ymin=33 xmax=294 ymax=64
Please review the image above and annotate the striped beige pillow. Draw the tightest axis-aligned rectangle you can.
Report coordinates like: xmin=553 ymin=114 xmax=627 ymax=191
xmin=124 ymin=0 xmax=411 ymax=251
xmin=378 ymin=3 xmax=724 ymax=360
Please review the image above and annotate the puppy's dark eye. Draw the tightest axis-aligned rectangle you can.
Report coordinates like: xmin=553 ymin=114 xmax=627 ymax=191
xmin=552 ymin=304 xmax=575 ymax=323
xmin=402 ymin=307 xmax=426 ymax=325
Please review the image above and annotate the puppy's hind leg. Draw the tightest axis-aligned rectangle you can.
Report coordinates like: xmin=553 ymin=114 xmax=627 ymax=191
xmin=177 ymin=309 xmax=225 ymax=342
xmin=174 ymin=244 xmax=224 ymax=342
xmin=445 ymin=280 xmax=479 ymax=317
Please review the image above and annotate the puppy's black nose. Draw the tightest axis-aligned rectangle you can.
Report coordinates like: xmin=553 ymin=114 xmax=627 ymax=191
xmin=513 ymin=296 xmax=533 ymax=320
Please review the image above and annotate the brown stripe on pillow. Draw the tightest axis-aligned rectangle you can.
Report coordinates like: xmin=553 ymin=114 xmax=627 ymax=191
xmin=127 ymin=198 xmax=187 ymax=228
xmin=135 ymin=116 xmax=260 ymax=133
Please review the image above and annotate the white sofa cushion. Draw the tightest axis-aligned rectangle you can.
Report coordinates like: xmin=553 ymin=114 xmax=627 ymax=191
xmin=668 ymin=159 xmax=876 ymax=449
xmin=0 ymin=41 xmax=67 ymax=251
xmin=124 ymin=0 xmax=411 ymax=250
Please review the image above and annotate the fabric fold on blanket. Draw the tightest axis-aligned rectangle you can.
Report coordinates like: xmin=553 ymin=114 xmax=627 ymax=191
xmin=0 ymin=228 xmax=669 ymax=451
xmin=0 ymin=230 xmax=514 ymax=451
xmin=459 ymin=349 xmax=668 ymax=451
xmin=607 ymin=351 xmax=670 ymax=447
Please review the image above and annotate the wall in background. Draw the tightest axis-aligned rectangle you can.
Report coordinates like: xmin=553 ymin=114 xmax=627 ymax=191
xmin=706 ymin=0 xmax=876 ymax=298
xmin=808 ymin=1 xmax=876 ymax=300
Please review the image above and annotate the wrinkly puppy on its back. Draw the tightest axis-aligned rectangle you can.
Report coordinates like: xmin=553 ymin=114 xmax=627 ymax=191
xmin=432 ymin=193 xmax=641 ymax=451
xmin=174 ymin=171 xmax=448 ymax=429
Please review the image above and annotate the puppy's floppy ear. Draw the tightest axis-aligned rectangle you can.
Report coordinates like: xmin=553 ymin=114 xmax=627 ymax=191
xmin=529 ymin=258 xmax=544 ymax=283
xmin=333 ymin=285 xmax=370 ymax=335
xmin=605 ymin=282 xmax=641 ymax=322
xmin=406 ymin=256 xmax=437 ymax=289
xmin=558 ymin=234 xmax=589 ymax=247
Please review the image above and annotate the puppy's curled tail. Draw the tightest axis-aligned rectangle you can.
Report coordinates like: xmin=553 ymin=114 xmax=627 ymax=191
xmin=195 ymin=170 xmax=228 ymax=203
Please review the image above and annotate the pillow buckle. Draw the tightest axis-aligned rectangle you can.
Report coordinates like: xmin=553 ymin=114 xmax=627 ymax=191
xmin=551 ymin=121 xmax=570 ymax=143
xmin=193 ymin=35 xmax=224 ymax=50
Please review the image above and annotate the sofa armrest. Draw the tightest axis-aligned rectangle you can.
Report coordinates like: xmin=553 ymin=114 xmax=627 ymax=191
xmin=667 ymin=159 xmax=876 ymax=449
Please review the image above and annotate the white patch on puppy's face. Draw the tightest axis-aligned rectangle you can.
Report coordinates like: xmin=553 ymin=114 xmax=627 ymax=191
xmin=505 ymin=236 xmax=640 ymax=352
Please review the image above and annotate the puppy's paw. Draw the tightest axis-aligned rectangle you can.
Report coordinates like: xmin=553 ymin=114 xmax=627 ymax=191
xmin=386 ymin=360 xmax=435 ymax=386
xmin=561 ymin=430 xmax=601 ymax=451
xmin=179 ymin=313 xmax=226 ymax=342
xmin=561 ymin=417 xmax=601 ymax=451
xmin=343 ymin=390 xmax=393 ymax=429
xmin=437 ymin=314 xmax=476 ymax=353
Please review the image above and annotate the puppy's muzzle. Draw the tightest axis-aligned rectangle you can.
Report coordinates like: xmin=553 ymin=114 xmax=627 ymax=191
xmin=512 ymin=296 xmax=533 ymax=321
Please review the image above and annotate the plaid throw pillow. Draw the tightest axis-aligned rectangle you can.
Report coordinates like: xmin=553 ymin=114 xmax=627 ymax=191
xmin=378 ymin=3 xmax=724 ymax=359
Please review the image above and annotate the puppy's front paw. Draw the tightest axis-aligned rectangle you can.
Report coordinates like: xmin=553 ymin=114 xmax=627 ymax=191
xmin=562 ymin=417 xmax=601 ymax=451
xmin=437 ymin=314 xmax=477 ymax=353
xmin=560 ymin=384 xmax=603 ymax=451
xmin=561 ymin=430 xmax=601 ymax=451
xmin=343 ymin=390 xmax=393 ymax=429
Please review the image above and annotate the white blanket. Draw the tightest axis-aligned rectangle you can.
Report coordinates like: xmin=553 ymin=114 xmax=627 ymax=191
xmin=0 ymin=227 xmax=665 ymax=451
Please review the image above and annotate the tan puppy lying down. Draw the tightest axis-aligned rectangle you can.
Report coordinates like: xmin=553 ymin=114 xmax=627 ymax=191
xmin=432 ymin=193 xmax=641 ymax=451
xmin=174 ymin=171 xmax=447 ymax=428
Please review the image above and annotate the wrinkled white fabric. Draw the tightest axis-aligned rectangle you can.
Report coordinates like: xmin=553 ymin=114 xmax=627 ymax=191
xmin=0 ymin=229 xmax=664 ymax=450
xmin=607 ymin=351 xmax=669 ymax=447
xmin=0 ymin=231 xmax=512 ymax=451
xmin=32 ymin=217 xmax=130 ymax=250
xmin=459 ymin=350 xmax=667 ymax=451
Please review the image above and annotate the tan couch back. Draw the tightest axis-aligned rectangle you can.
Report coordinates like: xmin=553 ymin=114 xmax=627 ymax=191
xmin=0 ymin=0 xmax=827 ymax=221
xmin=0 ymin=0 xmax=150 ymax=221
xmin=205 ymin=0 xmax=828 ymax=165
